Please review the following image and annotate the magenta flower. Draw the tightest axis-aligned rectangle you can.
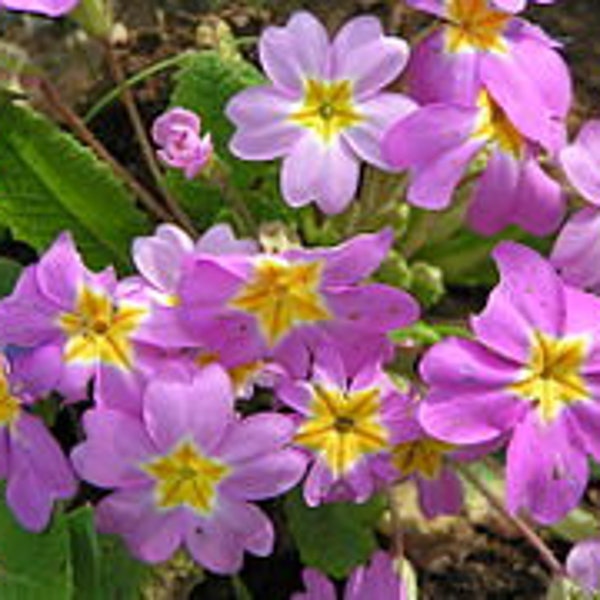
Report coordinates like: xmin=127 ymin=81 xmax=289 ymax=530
xmin=405 ymin=0 xmax=571 ymax=146
xmin=566 ymin=538 xmax=600 ymax=594
xmin=152 ymin=108 xmax=213 ymax=179
xmin=492 ymin=0 xmax=555 ymax=10
xmin=72 ymin=365 xmax=307 ymax=573
xmin=0 ymin=354 xmax=75 ymax=531
xmin=0 ymin=0 xmax=78 ymax=16
xmin=178 ymin=229 xmax=419 ymax=371
xmin=559 ymin=120 xmax=600 ymax=205
xmin=276 ymin=347 xmax=405 ymax=506
xmin=133 ymin=223 xmax=265 ymax=398
xmin=383 ymin=90 xmax=564 ymax=235
xmin=419 ymin=241 xmax=600 ymax=524
xmin=293 ymin=551 xmax=406 ymax=600
xmin=226 ymin=11 xmax=415 ymax=214
xmin=551 ymin=207 xmax=600 ymax=294
xmin=0 ymin=233 xmax=189 ymax=412
xmin=133 ymin=223 xmax=257 ymax=298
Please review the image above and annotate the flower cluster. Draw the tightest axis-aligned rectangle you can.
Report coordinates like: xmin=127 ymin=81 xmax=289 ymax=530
xmin=6 ymin=1 xmax=600 ymax=596
xmin=0 ymin=222 xmax=421 ymax=574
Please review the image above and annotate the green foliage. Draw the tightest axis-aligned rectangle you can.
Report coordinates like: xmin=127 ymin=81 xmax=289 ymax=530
xmin=168 ymin=50 xmax=294 ymax=229
xmin=0 ymin=257 xmax=22 ymax=298
xmin=0 ymin=101 xmax=149 ymax=272
xmin=67 ymin=507 xmax=151 ymax=600
xmin=285 ymin=488 xmax=386 ymax=579
xmin=0 ymin=491 xmax=73 ymax=600
xmin=0 ymin=496 xmax=150 ymax=600
xmin=390 ymin=320 xmax=472 ymax=347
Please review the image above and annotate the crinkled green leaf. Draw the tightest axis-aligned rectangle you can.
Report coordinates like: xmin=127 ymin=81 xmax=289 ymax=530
xmin=285 ymin=488 xmax=386 ymax=579
xmin=0 ymin=491 xmax=72 ymax=600
xmin=0 ymin=101 xmax=150 ymax=271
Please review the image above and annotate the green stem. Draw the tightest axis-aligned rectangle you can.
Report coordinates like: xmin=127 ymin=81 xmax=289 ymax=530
xmin=84 ymin=52 xmax=194 ymax=123
xmin=210 ymin=158 xmax=257 ymax=237
xmin=103 ymin=41 xmax=197 ymax=235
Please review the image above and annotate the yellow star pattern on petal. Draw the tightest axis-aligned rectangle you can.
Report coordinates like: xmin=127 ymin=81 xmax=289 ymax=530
xmin=229 ymin=258 xmax=331 ymax=348
xmin=294 ymin=385 xmax=390 ymax=478
xmin=290 ymin=78 xmax=363 ymax=144
xmin=392 ymin=438 xmax=456 ymax=480
xmin=445 ymin=0 xmax=511 ymax=54
xmin=509 ymin=330 xmax=590 ymax=422
xmin=142 ymin=440 xmax=230 ymax=515
xmin=471 ymin=90 xmax=525 ymax=158
xmin=58 ymin=285 xmax=147 ymax=371
xmin=0 ymin=370 xmax=20 ymax=428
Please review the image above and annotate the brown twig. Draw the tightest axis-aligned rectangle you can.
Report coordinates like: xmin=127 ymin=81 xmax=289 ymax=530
xmin=456 ymin=463 xmax=565 ymax=577
xmin=102 ymin=41 xmax=197 ymax=236
xmin=38 ymin=78 xmax=172 ymax=223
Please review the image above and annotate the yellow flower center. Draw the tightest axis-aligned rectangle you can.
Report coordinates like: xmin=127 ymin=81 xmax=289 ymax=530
xmin=194 ymin=351 xmax=265 ymax=397
xmin=229 ymin=258 xmax=331 ymax=348
xmin=58 ymin=285 xmax=148 ymax=371
xmin=142 ymin=440 xmax=230 ymax=515
xmin=509 ymin=331 xmax=590 ymax=422
xmin=392 ymin=438 xmax=455 ymax=480
xmin=472 ymin=91 xmax=524 ymax=157
xmin=0 ymin=372 xmax=20 ymax=428
xmin=294 ymin=385 xmax=389 ymax=478
xmin=445 ymin=0 xmax=511 ymax=54
xmin=290 ymin=79 xmax=363 ymax=144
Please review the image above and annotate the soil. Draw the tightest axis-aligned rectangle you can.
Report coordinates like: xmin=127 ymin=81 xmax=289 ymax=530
xmin=1 ymin=1 xmax=599 ymax=598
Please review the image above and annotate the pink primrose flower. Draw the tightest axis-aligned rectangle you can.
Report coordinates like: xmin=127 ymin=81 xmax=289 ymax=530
xmin=0 ymin=233 xmax=191 ymax=413
xmin=566 ymin=538 xmax=600 ymax=594
xmin=383 ymin=89 xmax=565 ymax=236
xmin=177 ymin=228 xmax=419 ymax=375
xmin=226 ymin=11 xmax=415 ymax=214
xmin=293 ymin=551 xmax=406 ymax=600
xmin=72 ymin=364 xmax=307 ymax=573
xmin=0 ymin=353 xmax=75 ymax=531
xmin=152 ymin=108 xmax=213 ymax=180
xmin=0 ymin=0 xmax=78 ymax=16
xmin=419 ymin=241 xmax=600 ymax=524
xmin=276 ymin=346 xmax=405 ymax=506
xmin=405 ymin=0 xmax=571 ymax=147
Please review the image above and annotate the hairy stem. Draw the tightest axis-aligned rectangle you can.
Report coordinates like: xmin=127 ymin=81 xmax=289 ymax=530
xmin=103 ymin=41 xmax=197 ymax=235
xmin=456 ymin=463 xmax=565 ymax=577
xmin=38 ymin=78 xmax=172 ymax=223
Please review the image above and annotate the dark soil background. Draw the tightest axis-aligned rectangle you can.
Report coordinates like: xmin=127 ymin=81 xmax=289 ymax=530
xmin=1 ymin=1 xmax=599 ymax=598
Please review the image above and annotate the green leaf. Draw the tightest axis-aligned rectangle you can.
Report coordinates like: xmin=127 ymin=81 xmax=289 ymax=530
xmin=416 ymin=226 xmax=552 ymax=288
xmin=67 ymin=506 xmax=103 ymax=600
xmin=168 ymin=51 xmax=294 ymax=229
xmin=0 ymin=101 xmax=150 ymax=272
xmin=285 ymin=488 xmax=386 ymax=579
xmin=97 ymin=534 xmax=151 ymax=599
xmin=67 ymin=506 xmax=151 ymax=600
xmin=0 ymin=258 xmax=22 ymax=298
xmin=0 ymin=491 xmax=72 ymax=600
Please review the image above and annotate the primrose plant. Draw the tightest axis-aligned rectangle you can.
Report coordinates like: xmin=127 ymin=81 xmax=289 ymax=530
xmin=0 ymin=0 xmax=598 ymax=597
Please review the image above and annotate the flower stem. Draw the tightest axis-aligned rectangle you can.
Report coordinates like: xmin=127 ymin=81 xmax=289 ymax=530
xmin=456 ymin=463 xmax=565 ymax=577
xmin=210 ymin=158 xmax=258 ymax=237
xmin=102 ymin=41 xmax=197 ymax=236
xmin=38 ymin=78 xmax=172 ymax=223
xmin=386 ymin=484 xmax=405 ymax=560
